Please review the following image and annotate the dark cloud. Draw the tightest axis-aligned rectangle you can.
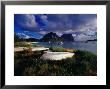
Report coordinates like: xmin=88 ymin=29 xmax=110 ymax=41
xmin=14 ymin=14 xmax=97 ymax=36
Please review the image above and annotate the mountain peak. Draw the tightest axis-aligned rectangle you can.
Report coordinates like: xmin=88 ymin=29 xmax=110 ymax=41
xmin=40 ymin=32 xmax=75 ymax=42
xmin=40 ymin=32 xmax=61 ymax=42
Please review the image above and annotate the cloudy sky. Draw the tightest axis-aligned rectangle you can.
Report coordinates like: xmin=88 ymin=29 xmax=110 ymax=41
xmin=14 ymin=14 xmax=97 ymax=41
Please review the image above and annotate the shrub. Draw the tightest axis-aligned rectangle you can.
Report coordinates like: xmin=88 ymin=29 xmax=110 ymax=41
xmin=14 ymin=49 xmax=97 ymax=76
xmin=49 ymin=46 xmax=75 ymax=52
xmin=14 ymin=42 xmax=31 ymax=47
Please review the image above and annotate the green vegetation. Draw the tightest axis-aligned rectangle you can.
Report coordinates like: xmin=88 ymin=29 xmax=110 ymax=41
xmin=14 ymin=33 xmax=27 ymax=42
xmin=32 ymin=44 xmax=44 ymax=47
xmin=14 ymin=49 xmax=97 ymax=76
xmin=14 ymin=42 xmax=31 ymax=47
xmin=14 ymin=33 xmax=21 ymax=42
xmin=49 ymin=46 xmax=75 ymax=53
xmin=14 ymin=33 xmax=31 ymax=47
xmin=15 ymin=42 xmax=44 ymax=48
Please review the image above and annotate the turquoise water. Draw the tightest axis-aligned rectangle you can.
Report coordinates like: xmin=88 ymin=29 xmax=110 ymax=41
xmin=33 ymin=41 xmax=97 ymax=54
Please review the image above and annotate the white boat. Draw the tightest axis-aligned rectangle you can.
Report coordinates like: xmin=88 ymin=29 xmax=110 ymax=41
xmin=40 ymin=51 xmax=74 ymax=60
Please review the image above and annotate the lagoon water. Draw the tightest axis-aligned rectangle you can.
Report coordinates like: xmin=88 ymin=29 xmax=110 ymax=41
xmin=34 ymin=41 xmax=97 ymax=54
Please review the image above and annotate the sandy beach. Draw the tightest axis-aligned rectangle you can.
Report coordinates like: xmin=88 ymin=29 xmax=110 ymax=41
xmin=14 ymin=47 xmax=49 ymax=52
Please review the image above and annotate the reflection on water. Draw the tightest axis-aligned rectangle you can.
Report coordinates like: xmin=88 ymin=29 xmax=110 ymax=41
xmin=33 ymin=41 xmax=97 ymax=54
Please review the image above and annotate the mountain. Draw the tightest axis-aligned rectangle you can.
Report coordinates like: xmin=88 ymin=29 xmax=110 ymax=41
xmin=15 ymin=33 xmax=39 ymax=42
xmin=40 ymin=32 xmax=63 ymax=42
xmin=73 ymin=31 xmax=97 ymax=41
xmin=40 ymin=32 xmax=75 ymax=42
xmin=61 ymin=34 xmax=74 ymax=41
xmin=87 ymin=39 xmax=97 ymax=41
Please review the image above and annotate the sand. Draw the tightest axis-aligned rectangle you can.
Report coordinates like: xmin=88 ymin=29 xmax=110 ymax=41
xmin=14 ymin=47 xmax=49 ymax=52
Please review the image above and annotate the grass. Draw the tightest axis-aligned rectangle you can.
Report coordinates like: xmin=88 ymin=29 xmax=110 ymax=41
xmin=14 ymin=42 xmax=31 ymax=47
xmin=15 ymin=42 xmax=45 ymax=48
xmin=49 ymin=46 xmax=75 ymax=52
xmin=14 ymin=48 xmax=97 ymax=76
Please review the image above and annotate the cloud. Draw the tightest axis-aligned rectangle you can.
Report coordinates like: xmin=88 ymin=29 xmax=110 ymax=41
xmin=40 ymin=15 xmax=48 ymax=22
xmin=74 ymin=34 xmax=91 ymax=41
xmin=78 ymin=17 xmax=97 ymax=32
xmin=17 ymin=32 xmax=30 ymax=39
xmin=64 ymin=29 xmax=73 ymax=34
xmin=56 ymin=32 xmax=63 ymax=36
xmin=15 ymin=14 xmax=38 ymax=30
xmin=24 ymin=14 xmax=37 ymax=27
xmin=84 ymin=29 xmax=96 ymax=36
xmin=38 ymin=31 xmax=47 ymax=35
xmin=72 ymin=34 xmax=77 ymax=37
xmin=15 ymin=14 xmax=97 ymax=39
xmin=46 ymin=14 xmax=96 ymax=35
xmin=17 ymin=14 xmax=37 ymax=28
